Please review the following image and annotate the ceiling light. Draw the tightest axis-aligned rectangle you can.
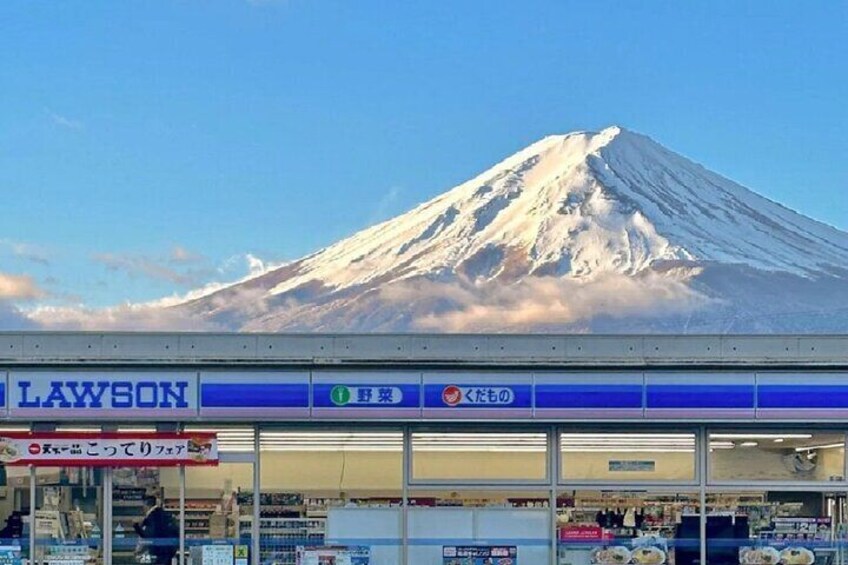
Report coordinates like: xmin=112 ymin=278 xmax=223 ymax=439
xmin=710 ymin=434 xmax=812 ymax=440
xmin=795 ymin=443 xmax=844 ymax=452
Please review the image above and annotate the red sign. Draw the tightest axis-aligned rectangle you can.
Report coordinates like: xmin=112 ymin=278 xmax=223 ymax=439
xmin=0 ymin=432 xmax=218 ymax=467
xmin=559 ymin=525 xmax=610 ymax=541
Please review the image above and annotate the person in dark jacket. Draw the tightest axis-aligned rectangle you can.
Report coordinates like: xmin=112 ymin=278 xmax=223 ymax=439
xmin=0 ymin=512 xmax=23 ymax=541
xmin=134 ymin=495 xmax=178 ymax=564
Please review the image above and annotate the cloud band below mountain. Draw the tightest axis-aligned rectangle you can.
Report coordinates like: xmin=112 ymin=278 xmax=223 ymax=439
xmin=379 ymin=273 xmax=713 ymax=332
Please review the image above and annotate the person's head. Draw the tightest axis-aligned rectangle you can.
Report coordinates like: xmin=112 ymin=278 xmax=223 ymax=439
xmin=143 ymin=495 xmax=158 ymax=512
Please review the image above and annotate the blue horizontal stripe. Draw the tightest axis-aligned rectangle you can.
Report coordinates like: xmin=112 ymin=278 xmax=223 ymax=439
xmin=185 ymin=538 xmax=250 ymax=547
xmin=201 ymin=383 xmax=308 ymax=408
xmin=647 ymin=384 xmax=754 ymax=409
xmin=324 ymin=538 xmax=404 ymax=546
xmin=759 ymin=385 xmax=848 ymax=408
xmin=424 ymin=384 xmax=532 ymax=409
xmin=406 ymin=538 xmax=549 ymax=546
xmin=535 ymin=384 xmax=642 ymax=409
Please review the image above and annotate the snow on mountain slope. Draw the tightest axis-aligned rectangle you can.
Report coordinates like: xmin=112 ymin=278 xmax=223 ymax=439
xmin=177 ymin=126 xmax=848 ymax=332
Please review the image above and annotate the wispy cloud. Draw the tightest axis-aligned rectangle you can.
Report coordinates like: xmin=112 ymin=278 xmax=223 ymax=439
xmin=92 ymin=249 xmax=213 ymax=287
xmin=168 ymin=245 xmax=205 ymax=265
xmin=150 ymin=253 xmax=287 ymax=308
xmin=0 ymin=239 xmax=50 ymax=266
xmin=3 ymin=251 xmax=287 ymax=331
xmin=45 ymin=108 xmax=84 ymax=130
xmin=245 ymin=0 xmax=289 ymax=6
xmin=370 ymin=186 xmax=404 ymax=224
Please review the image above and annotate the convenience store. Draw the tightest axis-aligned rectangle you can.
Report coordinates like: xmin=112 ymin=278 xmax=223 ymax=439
xmin=2 ymin=332 xmax=848 ymax=565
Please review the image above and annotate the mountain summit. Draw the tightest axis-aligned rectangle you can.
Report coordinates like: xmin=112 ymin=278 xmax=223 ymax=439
xmin=179 ymin=126 xmax=848 ymax=333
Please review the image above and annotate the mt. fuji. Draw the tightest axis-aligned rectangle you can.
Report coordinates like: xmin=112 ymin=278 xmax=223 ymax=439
xmin=176 ymin=126 xmax=848 ymax=333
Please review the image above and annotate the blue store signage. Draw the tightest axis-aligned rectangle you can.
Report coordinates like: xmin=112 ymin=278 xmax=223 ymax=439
xmin=9 ymin=371 xmax=198 ymax=418
xmin=199 ymin=372 xmax=309 ymax=417
xmin=535 ymin=383 xmax=643 ymax=409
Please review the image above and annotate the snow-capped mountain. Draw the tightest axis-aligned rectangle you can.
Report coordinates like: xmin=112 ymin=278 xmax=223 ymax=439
xmin=177 ymin=126 xmax=848 ymax=333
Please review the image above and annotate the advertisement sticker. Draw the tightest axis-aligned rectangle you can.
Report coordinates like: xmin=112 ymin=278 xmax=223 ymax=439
xmin=0 ymin=432 xmax=218 ymax=467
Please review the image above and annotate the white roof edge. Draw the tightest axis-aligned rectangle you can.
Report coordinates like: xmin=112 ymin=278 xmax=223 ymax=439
xmin=0 ymin=332 xmax=846 ymax=366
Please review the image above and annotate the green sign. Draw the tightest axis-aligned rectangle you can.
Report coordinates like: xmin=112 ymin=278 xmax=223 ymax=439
xmin=330 ymin=385 xmax=351 ymax=406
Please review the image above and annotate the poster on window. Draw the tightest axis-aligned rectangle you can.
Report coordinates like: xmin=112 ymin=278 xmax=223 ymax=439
xmin=442 ymin=546 xmax=518 ymax=565
xmin=739 ymin=546 xmax=816 ymax=565
xmin=590 ymin=539 xmax=668 ymax=565
xmin=0 ymin=432 xmax=217 ymax=467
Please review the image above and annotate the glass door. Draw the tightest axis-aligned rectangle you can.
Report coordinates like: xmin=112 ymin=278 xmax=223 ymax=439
xmin=179 ymin=462 xmax=253 ymax=565
xmin=110 ymin=466 xmax=177 ymax=565
xmin=0 ymin=463 xmax=30 ymax=563
xmin=33 ymin=466 xmax=104 ymax=564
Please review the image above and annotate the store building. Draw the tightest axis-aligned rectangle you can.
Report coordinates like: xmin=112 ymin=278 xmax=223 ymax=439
xmin=1 ymin=332 xmax=848 ymax=565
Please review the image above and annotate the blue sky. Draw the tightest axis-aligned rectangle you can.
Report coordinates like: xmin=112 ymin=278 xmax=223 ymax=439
xmin=1 ymin=1 xmax=846 ymax=310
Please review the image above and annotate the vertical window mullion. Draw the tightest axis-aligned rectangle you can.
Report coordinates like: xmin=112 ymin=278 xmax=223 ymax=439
xmin=28 ymin=466 xmax=35 ymax=564
xmin=252 ymin=424 xmax=260 ymax=565
xmin=179 ymin=465 xmax=186 ymax=565
xmin=549 ymin=426 xmax=557 ymax=565
xmin=699 ymin=426 xmax=707 ymax=565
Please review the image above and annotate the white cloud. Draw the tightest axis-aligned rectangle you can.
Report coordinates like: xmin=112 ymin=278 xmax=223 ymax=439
xmin=21 ymin=252 xmax=286 ymax=330
xmin=245 ymin=253 xmax=287 ymax=277
xmin=0 ymin=273 xmax=46 ymax=301
xmin=27 ymin=303 xmax=222 ymax=331
xmin=0 ymin=272 xmax=47 ymax=330
xmin=0 ymin=303 xmax=38 ymax=329
xmin=379 ymin=273 xmax=713 ymax=332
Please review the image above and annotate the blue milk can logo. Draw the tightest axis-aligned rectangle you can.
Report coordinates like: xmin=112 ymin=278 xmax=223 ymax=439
xmin=17 ymin=380 xmax=191 ymax=409
xmin=329 ymin=385 xmax=403 ymax=407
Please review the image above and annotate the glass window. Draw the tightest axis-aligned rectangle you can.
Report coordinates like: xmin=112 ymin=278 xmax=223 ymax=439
xmin=561 ymin=432 xmax=697 ymax=482
xmin=179 ymin=426 xmax=255 ymax=564
xmin=557 ymin=490 xmax=700 ymax=565
xmin=709 ymin=431 xmax=845 ymax=482
xmin=169 ymin=463 xmax=253 ymax=564
xmin=0 ymin=427 xmax=30 ymax=563
xmin=411 ymin=431 xmax=548 ymax=482
xmin=408 ymin=489 xmax=551 ymax=565
xmin=707 ymin=491 xmax=846 ymax=564
xmin=259 ymin=429 xmax=403 ymax=565
xmin=33 ymin=466 xmax=104 ymax=564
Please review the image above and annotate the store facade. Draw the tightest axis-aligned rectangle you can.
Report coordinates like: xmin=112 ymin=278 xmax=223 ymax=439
xmin=1 ymin=333 xmax=848 ymax=565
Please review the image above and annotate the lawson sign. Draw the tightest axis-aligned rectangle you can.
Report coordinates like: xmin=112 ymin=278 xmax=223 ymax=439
xmin=9 ymin=372 xmax=198 ymax=418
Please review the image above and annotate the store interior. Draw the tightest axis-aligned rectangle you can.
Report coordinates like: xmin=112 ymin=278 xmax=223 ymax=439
xmin=0 ymin=427 xmax=847 ymax=564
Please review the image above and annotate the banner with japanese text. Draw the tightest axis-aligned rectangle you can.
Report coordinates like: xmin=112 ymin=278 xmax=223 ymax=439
xmin=0 ymin=432 xmax=218 ymax=467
